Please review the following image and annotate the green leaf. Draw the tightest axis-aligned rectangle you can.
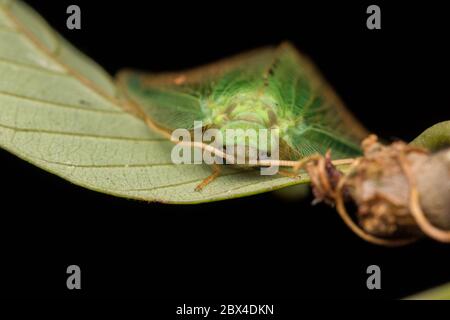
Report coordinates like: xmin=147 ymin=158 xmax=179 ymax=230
xmin=0 ymin=0 xmax=356 ymax=203
xmin=410 ymin=121 xmax=450 ymax=151
xmin=405 ymin=282 xmax=450 ymax=300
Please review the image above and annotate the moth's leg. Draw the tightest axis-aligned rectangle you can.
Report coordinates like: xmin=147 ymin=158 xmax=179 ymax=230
xmin=292 ymin=154 xmax=322 ymax=174
xmin=277 ymin=170 xmax=301 ymax=179
xmin=195 ymin=164 xmax=222 ymax=191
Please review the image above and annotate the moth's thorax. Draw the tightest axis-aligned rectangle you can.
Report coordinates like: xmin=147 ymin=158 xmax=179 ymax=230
xmin=202 ymin=92 xmax=284 ymax=159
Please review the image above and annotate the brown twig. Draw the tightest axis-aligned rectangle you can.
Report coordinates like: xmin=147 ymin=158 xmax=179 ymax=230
xmin=304 ymin=135 xmax=450 ymax=246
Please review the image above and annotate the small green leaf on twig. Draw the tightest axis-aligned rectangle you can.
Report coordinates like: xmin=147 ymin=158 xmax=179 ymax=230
xmin=410 ymin=121 xmax=450 ymax=151
xmin=406 ymin=282 xmax=450 ymax=300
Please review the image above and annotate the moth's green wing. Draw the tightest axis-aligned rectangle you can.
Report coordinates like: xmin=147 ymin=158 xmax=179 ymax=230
xmin=116 ymin=70 xmax=207 ymax=132
xmin=262 ymin=43 xmax=368 ymax=159
xmin=117 ymin=43 xmax=368 ymax=160
xmin=116 ymin=47 xmax=276 ymax=132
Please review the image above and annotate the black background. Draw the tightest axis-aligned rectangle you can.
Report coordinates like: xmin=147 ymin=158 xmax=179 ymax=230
xmin=1 ymin=0 xmax=449 ymax=302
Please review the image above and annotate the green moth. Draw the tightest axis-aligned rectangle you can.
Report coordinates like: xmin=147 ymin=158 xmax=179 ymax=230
xmin=117 ymin=42 xmax=368 ymax=186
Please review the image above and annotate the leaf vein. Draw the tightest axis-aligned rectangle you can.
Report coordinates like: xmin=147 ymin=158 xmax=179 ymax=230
xmin=0 ymin=122 xmax=168 ymax=142
xmin=0 ymin=90 xmax=125 ymax=114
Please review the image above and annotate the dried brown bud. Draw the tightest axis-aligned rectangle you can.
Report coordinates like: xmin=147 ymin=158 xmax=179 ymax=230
xmin=308 ymin=135 xmax=450 ymax=245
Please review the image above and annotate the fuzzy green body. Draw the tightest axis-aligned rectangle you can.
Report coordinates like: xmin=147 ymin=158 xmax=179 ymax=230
xmin=118 ymin=43 xmax=368 ymax=161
